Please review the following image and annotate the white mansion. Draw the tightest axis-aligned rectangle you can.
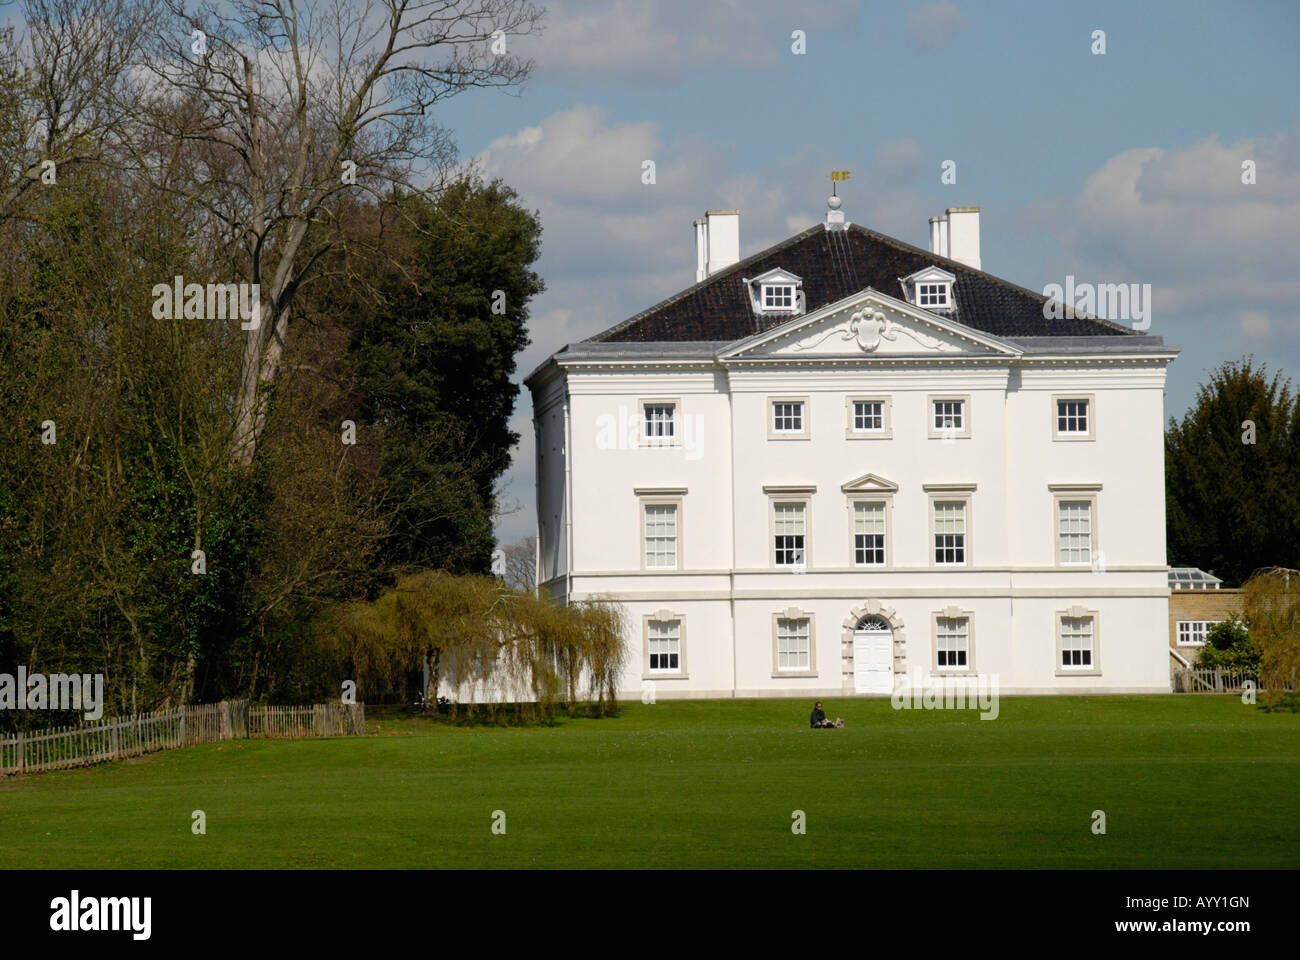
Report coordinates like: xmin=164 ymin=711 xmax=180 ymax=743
xmin=525 ymin=200 xmax=1178 ymax=698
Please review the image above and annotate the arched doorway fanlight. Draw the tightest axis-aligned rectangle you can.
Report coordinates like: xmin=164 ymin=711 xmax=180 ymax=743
xmin=855 ymin=615 xmax=891 ymax=632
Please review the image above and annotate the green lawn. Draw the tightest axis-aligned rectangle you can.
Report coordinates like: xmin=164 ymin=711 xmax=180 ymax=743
xmin=2 ymin=696 xmax=1297 ymax=868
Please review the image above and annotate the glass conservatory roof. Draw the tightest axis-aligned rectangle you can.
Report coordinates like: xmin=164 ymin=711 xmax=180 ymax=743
xmin=1168 ymin=567 xmax=1222 ymax=589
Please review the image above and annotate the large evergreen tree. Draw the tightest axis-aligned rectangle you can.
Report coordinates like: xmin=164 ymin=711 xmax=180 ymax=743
xmin=1166 ymin=359 xmax=1300 ymax=585
xmin=345 ymin=177 xmax=544 ymax=576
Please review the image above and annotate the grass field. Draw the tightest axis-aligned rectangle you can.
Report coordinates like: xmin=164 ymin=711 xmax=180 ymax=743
xmin=2 ymin=695 xmax=1298 ymax=869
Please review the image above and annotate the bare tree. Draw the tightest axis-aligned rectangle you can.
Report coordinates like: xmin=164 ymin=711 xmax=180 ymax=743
xmin=502 ymin=535 xmax=535 ymax=592
xmin=0 ymin=0 xmax=153 ymax=223
xmin=128 ymin=0 xmax=543 ymax=467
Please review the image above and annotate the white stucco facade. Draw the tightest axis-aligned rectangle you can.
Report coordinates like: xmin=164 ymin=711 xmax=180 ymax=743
xmin=528 ymin=250 xmax=1177 ymax=699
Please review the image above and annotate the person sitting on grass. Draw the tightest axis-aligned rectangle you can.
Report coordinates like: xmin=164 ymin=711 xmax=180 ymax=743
xmin=810 ymin=701 xmax=835 ymax=728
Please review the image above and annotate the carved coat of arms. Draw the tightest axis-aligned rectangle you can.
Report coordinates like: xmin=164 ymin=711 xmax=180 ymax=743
xmin=792 ymin=304 xmax=946 ymax=353
xmin=850 ymin=308 xmax=896 ymax=352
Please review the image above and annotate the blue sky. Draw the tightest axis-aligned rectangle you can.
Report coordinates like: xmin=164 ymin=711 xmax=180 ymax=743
xmin=459 ymin=0 xmax=1300 ymax=545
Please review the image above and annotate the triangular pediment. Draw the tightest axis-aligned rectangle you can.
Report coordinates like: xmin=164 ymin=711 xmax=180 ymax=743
xmin=902 ymin=265 xmax=956 ymax=285
xmin=716 ymin=288 xmax=1022 ymax=360
xmin=841 ymin=472 xmax=899 ymax=493
xmin=746 ymin=267 xmax=802 ymax=285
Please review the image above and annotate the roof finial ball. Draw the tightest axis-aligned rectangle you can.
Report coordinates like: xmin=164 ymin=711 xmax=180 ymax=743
xmin=827 ymin=194 xmax=842 ymax=211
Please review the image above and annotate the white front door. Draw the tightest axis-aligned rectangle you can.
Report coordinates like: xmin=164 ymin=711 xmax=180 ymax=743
xmin=853 ymin=617 xmax=894 ymax=694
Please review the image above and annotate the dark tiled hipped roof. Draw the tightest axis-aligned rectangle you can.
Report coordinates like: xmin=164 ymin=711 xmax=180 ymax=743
xmin=588 ymin=223 xmax=1135 ymax=343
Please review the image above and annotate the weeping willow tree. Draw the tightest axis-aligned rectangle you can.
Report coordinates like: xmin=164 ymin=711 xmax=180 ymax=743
xmin=511 ymin=591 xmax=567 ymax=719
xmin=325 ymin=571 xmax=629 ymax=720
xmin=577 ymin=600 xmax=629 ymax=716
xmin=322 ymin=571 xmax=444 ymax=704
xmin=1242 ymin=567 xmax=1300 ymax=709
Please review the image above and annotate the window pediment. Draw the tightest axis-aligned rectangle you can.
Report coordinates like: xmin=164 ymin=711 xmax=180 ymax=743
xmin=840 ymin=472 xmax=898 ymax=494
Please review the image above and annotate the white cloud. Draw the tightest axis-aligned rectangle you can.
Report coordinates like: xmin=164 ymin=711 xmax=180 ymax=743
xmin=480 ymin=113 xmax=936 ymax=344
xmin=479 ymin=106 xmax=778 ymax=303
xmin=905 ymin=0 xmax=967 ymax=51
xmin=1046 ymin=130 xmax=1300 ymax=314
xmin=480 ymin=107 xmax=701 ymax=208
xmin=1133 ymin=133 xmax=1300 ymax=203
xmin=519 ymin=0 xmax=860 ymax=78
xmin=1237 ymin=309 xmax=1270 ymax=337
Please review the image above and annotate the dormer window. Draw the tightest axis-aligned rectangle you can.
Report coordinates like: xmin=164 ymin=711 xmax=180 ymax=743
xmin=763 ymin=283 xmax=795 ymax=310
xmin=745 ymin=268 xmax=804 ymax=317
xmin=916 ymin=282 xmax=949 ymax=308
xmin=901 ymin=265 xmax=956 ymax=311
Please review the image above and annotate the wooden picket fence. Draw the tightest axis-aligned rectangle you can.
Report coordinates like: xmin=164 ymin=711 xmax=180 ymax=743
xmin=249 ymin=702 xmax=367 ymax=739
xmin=1172 ymin=667 xmax=1263 ymax=693
xmin=0 ymin=699 xmax=365 ymax=777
